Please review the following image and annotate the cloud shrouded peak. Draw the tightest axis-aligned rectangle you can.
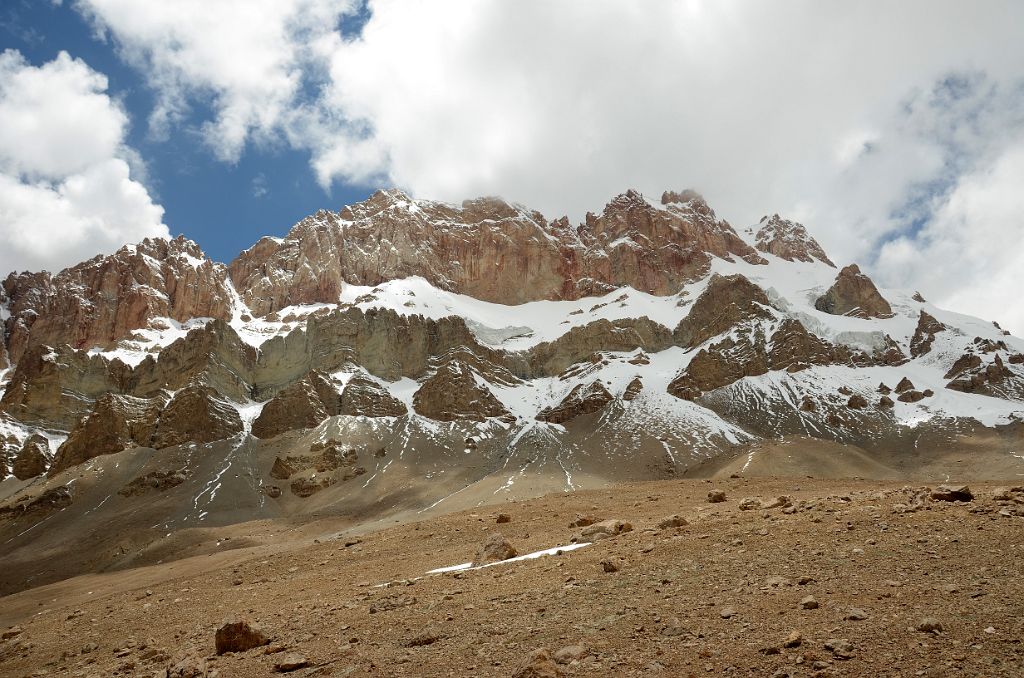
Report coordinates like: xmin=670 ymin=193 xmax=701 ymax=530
xmin=0 ymin=49 xmax=167 ymax=276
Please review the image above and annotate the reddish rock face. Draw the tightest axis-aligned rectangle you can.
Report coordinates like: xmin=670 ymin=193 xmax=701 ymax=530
xmin=814 ymin=264 xmax=893 ymax=319
xmin=2 ymin=236 xmax=234 ymax=364
xmin=229 ymin=188 xmax=766 ymax=316
xmin=50 ymin=393 xmax=164 ymax=475
xmin=753 ymin=215 xmax=835 ymax=267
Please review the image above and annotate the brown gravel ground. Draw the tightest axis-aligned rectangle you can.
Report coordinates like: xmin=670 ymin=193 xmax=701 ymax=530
xmin=1 ymin=477 xmax=1022 ymax=677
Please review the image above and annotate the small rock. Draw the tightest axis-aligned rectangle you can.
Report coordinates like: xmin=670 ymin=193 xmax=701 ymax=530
xmin=214 ymin=619 xmax=270 ymax=655
xmin=917 ymin=617 xmax=943 ymax=633
xmin=495 ymin=513 xmax=512 ymax=524
xmin=800 ymin=595 xmax=819 ymax=610
xmin=719 ymin=607 xmax=736 ymax=619
xmin=512 ymin=647 xmax=564 ymax=677
xmin=824 ymin=638 xmax=856 ymax=659
xmin=273 ymin=653 xmax=311 ymax=672
xmin=553 ymin=645 xmax=588 ymax=665
xmin=407 ymin=629 xmax=442 ymax=647
xmin=738 ymin=497 xmax=761 ymax=511
xmin=657 ymin=514 xmax=688 ymax=529
xmin=569 ymin=514 xmax=598 ymax=528
xmin=845 ymin=608 xmax=868 ymax=621
xmin=166 ymin=650 xmax=208 ymax=678
xmin=707 ymin=490 xmax=726 ymax=503
xmin=579 ymin=519 xmax=632 ymax=541
xmin=1 ymin=626 xmax=22 ymax=641
xmin=782 ymin=630 xmax=802 ymax=648
xmin=600 ymin=559 xmax=619 ymax=573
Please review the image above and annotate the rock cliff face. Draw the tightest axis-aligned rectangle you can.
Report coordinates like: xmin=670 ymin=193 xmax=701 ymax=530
xmin=537 ymin=381 xmax=614 ymax=424
xmin=1 ymin=185 xmax=1023 ymax=527
xmin=412 ymin=361 xmax=510 ymax=422
xmin=753 ymin=215 xmax=835 ymax=266
xmin=814 ymin=264 xmax=893 ymax=319
xmin=229 ymin=188 xmax=765 ymax=315
xmin=1 ymin=237 xmax=234 ymax=364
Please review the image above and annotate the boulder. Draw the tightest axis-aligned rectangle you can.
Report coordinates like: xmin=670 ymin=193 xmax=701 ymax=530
xmin=898 ymin=390 xmax=926 ymax=403
xmin=579 ymin=519 xmax=633 ymax=541
xmin=931 ymin=485 xmax=973 ymax=502
xmin=657 ymin=514 xmax=688 ymax=529
xmin=814 ymin=264 xmax=893 ymax=319
xmin=214 ymin=619 xmax=270 ymax=655
xmin=473 ymin=533 xmax=518 ymax=565
xmin=878 ymin=395 xmax=895 ymax=409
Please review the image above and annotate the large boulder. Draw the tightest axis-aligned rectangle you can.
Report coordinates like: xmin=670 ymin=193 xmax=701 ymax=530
xmin=814 ymin=264 xmax=893 ymax=319
xmin=537 ymin=381 xmax=614 ymax=424
xmin=473 ymin=533 xmax=518 ymax=565
xmin=214 ymin=619 xmax=270 ymax=655
xmin=413 ymin=361 xmax=510 ymax=422
xmin=151 ymin=385 xmax=243 ymax=449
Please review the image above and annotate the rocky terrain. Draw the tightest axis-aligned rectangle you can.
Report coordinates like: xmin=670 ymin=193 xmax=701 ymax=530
xmin=0 ymin=476 xmax=1021 ymax=677
xmin=1 ymin=186 xmax=1023 ymax=639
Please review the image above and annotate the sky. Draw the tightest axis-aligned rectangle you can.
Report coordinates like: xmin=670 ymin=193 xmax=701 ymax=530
xmin=1 ymin=1 xmax=1024 ymax=333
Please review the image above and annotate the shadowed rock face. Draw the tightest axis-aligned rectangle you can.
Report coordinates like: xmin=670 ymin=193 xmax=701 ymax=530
xmin=252 ymin=376 xmax=331 ymax=440
xmin=12 ymin=434 xmax=50 ymax=480
xmin=151 ymin=385 xmax=243 ymax=449
xmin=673 ymin=273 xmax=775 ymax=349
xmin=814 ymin=264 xmax=893 ymax=319
xmin=229 ymin=188 xmax=766 ymax=315
xmin=537 ymin=381 xmax=614 ymax=424
xmin=668 ymin=318 xmax=837 ymax=400
xmin=412 ymin=361 xmax=510 ymax=422
xmin=50 ymin=394 xmax=165 ymax=475
xmin=753 ymin=215 xmax=835 ymax=267
xmin=1 ymin=237 xmax=234 ymax=364
xmin=910 ymin=311 xmax=946 ymax=358
xmin=339 ymin=374 xmax=407 ymax=417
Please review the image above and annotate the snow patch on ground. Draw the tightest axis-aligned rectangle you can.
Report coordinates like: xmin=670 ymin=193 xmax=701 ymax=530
xmin=426 ymin=542 xmax=591 ymax=574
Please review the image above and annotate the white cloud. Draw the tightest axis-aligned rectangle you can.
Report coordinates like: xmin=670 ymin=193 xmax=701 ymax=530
xmin=877 ymin=139 xmax=1024 ymax=333
xmin=71 ymin=1 xmax=1024 ymax=332
xmin=77 ymin=0 xmax=356 ymax=162
xmin=0 ymin=50 xmax=167 ymax=276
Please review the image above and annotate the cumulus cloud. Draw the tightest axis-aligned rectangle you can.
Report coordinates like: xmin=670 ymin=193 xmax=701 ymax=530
xmin=77 ymin=0 xmax=357 ymax=162
xmin=0 ymin=50 xmax=167 ymax=276
xmin=73 ymin=0 xmax=1024 ymax=331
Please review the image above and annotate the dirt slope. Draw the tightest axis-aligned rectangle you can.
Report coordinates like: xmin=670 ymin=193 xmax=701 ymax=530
xmin=1 ymin=477 xmax=1022 ymax=677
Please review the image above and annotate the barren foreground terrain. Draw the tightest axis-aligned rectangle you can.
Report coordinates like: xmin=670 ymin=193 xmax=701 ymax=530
xmin=1 ymin=477 xmax=1023 ymax=677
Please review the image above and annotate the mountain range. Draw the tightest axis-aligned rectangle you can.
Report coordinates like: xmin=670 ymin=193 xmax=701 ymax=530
xmin=1 ymin=187 xmax=1022 ymax=594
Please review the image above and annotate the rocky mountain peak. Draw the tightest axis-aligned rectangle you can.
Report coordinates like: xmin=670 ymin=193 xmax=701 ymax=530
xmin=753 ymin=214 xmax=835 ymax=267
xmin=814 ymin=264 xmax=893 ymax=319
xmin=2 ymin=235 xmax=234 ymax=365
